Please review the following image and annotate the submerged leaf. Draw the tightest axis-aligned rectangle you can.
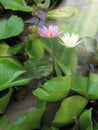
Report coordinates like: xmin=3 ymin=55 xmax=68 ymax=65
xmin=46 ymin=6 xmax=80 ymax=19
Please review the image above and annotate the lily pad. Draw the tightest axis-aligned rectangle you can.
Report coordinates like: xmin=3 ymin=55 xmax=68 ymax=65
xmin=10 ymin=101 xmax=46 ymax=130
xmin=0 ymin=88 xmax=13 ymax=114
xmin=0 ymin=0 xmax=36 ymax=12
xmin=0 ymin=41 xmax=9 ymax=57
xmin=71 ymin=73 xmax=98 ymax=99
xmin=0 ymin=59 xmax=30 ymax=91
xmin=24 ymin=58 xmax=53 ymax=79
xmin=25 ymin=39 xmax=44 ymax=59
xmin=46 ymin=6 xmax=80 ymax=19
xmin=53 ymin=95 xmax=88 ymax=127
xmin=0 ymin=15 xmax=24 ymax=40
xmin=33 ymin=76 xmax=71 ymax=102
xmin=79 ymin=108 xmax=93 ymax=130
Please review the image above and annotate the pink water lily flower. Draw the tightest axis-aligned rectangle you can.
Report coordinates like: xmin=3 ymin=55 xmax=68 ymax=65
xmin=39 ymin=25 xmax=61 ymax=38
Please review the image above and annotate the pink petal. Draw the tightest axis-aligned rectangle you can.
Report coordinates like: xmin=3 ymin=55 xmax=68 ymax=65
xmin=39 ymin=32 xmax=47 ymax=38
xmin=48 ymin=25 xmax=54 ymax=31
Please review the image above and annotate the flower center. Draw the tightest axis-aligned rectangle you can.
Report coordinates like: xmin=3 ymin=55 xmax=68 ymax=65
xmin=46 ymin=31 xmax=55 ymax=37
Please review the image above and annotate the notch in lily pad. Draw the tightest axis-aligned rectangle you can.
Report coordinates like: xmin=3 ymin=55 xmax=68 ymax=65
xmin=33 ymin=76 xmax=71 ymax=102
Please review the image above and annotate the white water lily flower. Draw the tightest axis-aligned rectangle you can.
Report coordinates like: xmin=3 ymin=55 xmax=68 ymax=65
xmin=60 ymin=33 xmax=82 ymax=48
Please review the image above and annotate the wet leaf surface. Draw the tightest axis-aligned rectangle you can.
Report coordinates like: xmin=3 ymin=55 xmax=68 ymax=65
xmin=0 ymin=15 xmax=24 ymax=40
xmin=0 ymin=0 xmax=36 ymax=12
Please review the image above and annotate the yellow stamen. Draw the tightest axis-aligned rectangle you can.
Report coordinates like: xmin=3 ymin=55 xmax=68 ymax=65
xmin=46 ymin=31 xmax=55 ymax=37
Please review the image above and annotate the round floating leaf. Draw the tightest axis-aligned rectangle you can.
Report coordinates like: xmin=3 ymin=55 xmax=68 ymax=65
xmin=79 ymin=108 xmax=93 ymax=130
xmin=71 ymin=73 xmax=89 ymax=98
xmin=0 ymin=0 xmax=36 ymax=12
xmin=87 ymin=73 xmax=98 ymax=99
xmin=10 ymin=101 xmax=46 ymax=130
xmin=0 ymin=88 xmax=13 ymax=114
xmin=25 ymin=39 xmax=44 ymax=59
xmin=0 ymin=59 xmax=26 ymax=91
xmin=0 ymin=15 xmax=24 ymax=40
xmin=8 ymin=44 xmax=23 ymax=55
xmin=0 ymin=41 xmax=9 ymax=57
xmin=33 ymin=76 xmax=71 ymax=102
xmin=71 ymin=73 xmax=98 ymax=99
xmin=53 ymin=95 xmax=88 ymax=127
xmin=46 ymin=6 xmax=80 ymax=19
xmin=24 ymin=59 xmax=53 ymax=79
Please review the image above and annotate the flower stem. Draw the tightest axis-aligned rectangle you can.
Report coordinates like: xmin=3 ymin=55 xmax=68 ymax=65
xmin=50 ymin=39 xmax=61 ymax=76
xmin=68 ymin=47 xmax=77 ymax=75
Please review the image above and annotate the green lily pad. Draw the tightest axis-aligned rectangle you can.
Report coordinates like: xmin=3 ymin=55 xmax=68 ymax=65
xmin=88 ymin=73 xmax=98 ymax=99
xmin=0 ymin=41 xmax=9 ymax=57
xmin=71 ymin=73 xmax=88 ymax=98
xmin=71 ymin=73 xmax=98 ymax=99
xmin=0 ymin=88 xmax=13 ymax=114
xmin=0 ymin=15 xmax=24 ymax=40
xmin=0 ymin=115 xmax=9 ymax=129
xmin=25 ymin=39 xmax=44 ymax=59
xmin=8 ymin=44 xmax=23 ymax=55
xmin=0 ymin=0 xmax=36 ymax=12
xmin=33 ymin=76 xmax=71 ymax=102
xmin=79 ymin=108 xmax=93 ymax=130
xmin=0 ymin=59 xmax=31 ymax=91
xmin=10 ymin=101 xmax=46 ymax=130
xmin=53 ymin=95 xmax=88 ymax=127
xmin=24 ymin=58 xmax=53 ymax=79
xmin=46 ymin=6 xmax=80 ymax=19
